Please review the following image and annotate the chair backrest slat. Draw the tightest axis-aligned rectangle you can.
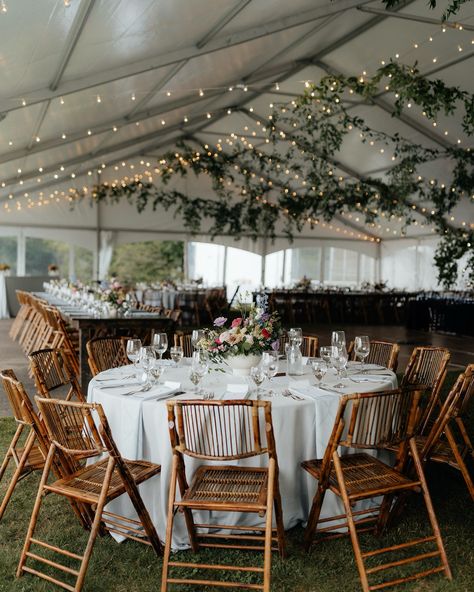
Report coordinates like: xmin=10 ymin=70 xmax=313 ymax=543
xmin=29 ymin=349 xmax=85 ymax=402
xmin=86 ymin=336 xmax=130 ymax=376
xmin=168 ymin=400 xmax=273 ymax=460
xmin=338 ymin=389 xmax=421 ymax=450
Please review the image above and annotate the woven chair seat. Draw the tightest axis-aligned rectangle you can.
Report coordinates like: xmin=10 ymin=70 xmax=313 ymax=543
xmin=180 ymin=465 xmax=268 ymax=509
xmin=15 ymin=445 xmax=45 ymax=472
xmin=302 ymin=453 xmax=418 ymax=500
xmin=45 ymin=458 xmax=160 ymax=504
xmin=414 ymin=435 xmax=463 ymax=467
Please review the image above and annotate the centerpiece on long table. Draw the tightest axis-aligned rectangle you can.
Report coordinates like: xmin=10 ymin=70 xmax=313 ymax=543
xmin=198 ymin=301 xmax=281 ymax=375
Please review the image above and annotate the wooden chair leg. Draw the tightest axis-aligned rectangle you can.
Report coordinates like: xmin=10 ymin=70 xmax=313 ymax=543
xmin=161 ymin=455 xmax=179 ymax=592
xmin=273 ymin=473 xmax=286 ymax=559
xmin=263 ymin=459 xmax=276 ymax=592
xmin=75 ymin=456 xmax=116 ymax=592
xmin=0 ymin=424 xmax=24 ymax=481
xmin=304 ymin=485 xmax=326 ymax=551
xmin=409 ymin=440 xmax=452 ymax=579
xmin=0 ymin=430 xmax=37 ymax=520
xmin=17 ymin=444 xmax=56 ymax=578
xmin=332 ymin=453 xmax=370 ymax=592
xmin=444 ymin=426 xmax=474 ymax=501
xmin=374 ymin=493 xmax=394 ymax=537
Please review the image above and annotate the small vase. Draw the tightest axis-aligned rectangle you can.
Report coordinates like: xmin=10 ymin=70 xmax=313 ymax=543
xmin=226 ymin=354 xmax=262 ymax=376
xmin=107 ymin=307 xmax=118 ymax=318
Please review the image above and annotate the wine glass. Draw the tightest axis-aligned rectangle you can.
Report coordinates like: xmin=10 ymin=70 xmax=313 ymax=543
xmin=189 ymin=368 xmax=202 ymax=394
xmin=288 ymin=327 xmax=303 ymax=346
xmin=354 ymin=335 xmax=370 ymax=372
xmin=138 ymin=346 xmax=155 ymax=390
xmin=331 ymin=345 xmax=348 ymax=388
xmin=319 ymin=346 xmax=332 ymax=366
xmin=261 ymin=351 xmax=279 ymax=384
xmin=191 ymin=351 xmax=209 ymax=394
xmin=152 ymin=332 xmax=168 ymax=360
xmin=331 ymin=331 xmax=346 ymax=349
xmin=150 ymin=359 xmax=165 ymax=385
xmin=311 ymin=359 xmax=328 ymax=386
xmin=191 ymin=329 xmax=205 ymax=350
xmin=250 ymin=365 xmax=266 ymax=399
xmin=126 ymin=339 xmax=142 ymax=376
xmin=170 ymin=345 xmax=184 ymax=366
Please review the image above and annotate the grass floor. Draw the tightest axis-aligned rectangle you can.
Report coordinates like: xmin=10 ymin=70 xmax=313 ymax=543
xmin=0 ymin=373 xmax=473 ymax=592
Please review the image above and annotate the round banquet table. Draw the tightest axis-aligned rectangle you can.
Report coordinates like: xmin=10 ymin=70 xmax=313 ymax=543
xmin=87 ymin=360 xmax=397 ymax=549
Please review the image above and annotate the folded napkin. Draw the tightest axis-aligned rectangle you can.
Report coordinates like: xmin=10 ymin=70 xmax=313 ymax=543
xmin=347 ymin=362 xmax=386 ymax=371
xmin=349 ymin=375 xmax=393 ymax=384
xmin=134 ymin=381 xmax=181 ymax=400
xmin=221 ymin=383 xmax=249 ymax=400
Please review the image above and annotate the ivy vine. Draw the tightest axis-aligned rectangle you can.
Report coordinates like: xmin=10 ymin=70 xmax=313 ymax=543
xmin=72 ymin=61 xmax=473 ymax=289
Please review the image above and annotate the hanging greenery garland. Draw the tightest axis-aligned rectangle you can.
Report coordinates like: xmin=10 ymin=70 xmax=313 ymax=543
xmin=72 ymin=61 xmax=473 ymax=289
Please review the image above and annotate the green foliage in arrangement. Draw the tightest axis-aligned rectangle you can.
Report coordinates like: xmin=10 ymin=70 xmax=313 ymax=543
xmin=71 ymin=62 xmax=474 ymax=289
xmin=381 ymin=0 xmax=471 ymax=21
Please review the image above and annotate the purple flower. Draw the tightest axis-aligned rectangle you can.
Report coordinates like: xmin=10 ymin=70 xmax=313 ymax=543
xmin=214 ymin=316 xmax=227 ymax=327
xmin=271 ymin=340 xmax=279 ymax=351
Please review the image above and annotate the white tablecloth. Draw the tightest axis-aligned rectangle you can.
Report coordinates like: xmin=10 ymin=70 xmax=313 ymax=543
xmin=0 ymin=272 xmax=9 ymax=319
xmin=88 ymin=361 xmax=397 ymax=549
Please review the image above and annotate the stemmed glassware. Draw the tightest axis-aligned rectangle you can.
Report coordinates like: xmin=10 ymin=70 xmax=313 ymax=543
xmin=191 ymin=329 xmax=205 ymax=350
xmin=152 ymin=332 xmax=168 ymax=360
xmin=311 ymin=359 xmax=328 ymax=386
xmin=190 ymin=351 xmax=209 ymax=394
xmin=250 ymin=365 xmax=266 ymax=399
xmin=261 ymin=351 xmax=279 ymax=382
xmin=138 ymin=346 xmax=155 ymax=390
xmin=354 ymin=335 xmax=370 ymax=372
xmin=126 ymin=338 xmax=142 ymax=377
xmin=331 ymin=331 xmax=346 ymax=349
xmin=319 ymin=346 xmax=332 ymax=366
xmin=170 ymin=345 xmax=184 ymax=366
xmin=330 ymin=345 xmax=348 ymax=389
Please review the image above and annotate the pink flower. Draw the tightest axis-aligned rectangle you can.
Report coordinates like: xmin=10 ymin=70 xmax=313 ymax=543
xmin=231 ymin=317 xmax=242 ymax=328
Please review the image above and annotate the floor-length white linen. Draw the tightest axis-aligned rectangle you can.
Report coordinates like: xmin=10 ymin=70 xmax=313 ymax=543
xmin=0 ymin=272 xmax=9 ymax=319
xmin=88 ymin=362 xmax=397 ymax=549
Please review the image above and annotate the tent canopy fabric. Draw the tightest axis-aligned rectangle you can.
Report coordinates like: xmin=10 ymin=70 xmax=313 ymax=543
xmin=0 ymin=0 xmax=472 ymax=255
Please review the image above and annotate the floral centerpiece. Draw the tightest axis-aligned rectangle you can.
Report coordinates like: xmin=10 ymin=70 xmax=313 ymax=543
xmin=198 ymin=303 xmax=281 ymax=375
xmin=0 ymin=263 xmax=11 ymax=273
xmin=295 ymin=275 xmax=311 ymax=290
xmin=100 ymin=281 xmax=129 ymax=316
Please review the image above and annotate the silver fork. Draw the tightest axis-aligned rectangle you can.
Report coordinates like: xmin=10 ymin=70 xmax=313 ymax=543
xmin=282 ymin=389 xmax=303 ymax=401
xmin=122 ymin=385 xmax=151 ymax=396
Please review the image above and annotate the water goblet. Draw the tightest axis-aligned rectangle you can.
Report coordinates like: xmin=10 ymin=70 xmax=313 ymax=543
xmin=331 ymin=331 xmax=346 ymax=349
xmin=331 ymin=345 xmax=348 ymax=389
xmin=261 ymin=351 xmax=279 ymax=382
xmin=189 ymin=369 xmax=202 ymax=394
xmin=191 ymin=329 xmax=205 ymax=350
xmin=150 ymin=360 xmax=165 ymax=385
xmin=152 ymin=332 xmax=168 ymax=360
xmin=126 ymin=338 xmax=142 ymax=377
xmin=170 ymin=345 xmax=184 ymax=367
xmin=250 ymin=365 xmax=266 ymax=399
xmin=319 ymin=346 xmax=332 ymax=366
xmin=138 ymin=346 xmax=155 ymax=390
xmin=311 ymin=359 xmax=328 ymax=386
xmin=354 ymin=335 xmax=370 ymax=372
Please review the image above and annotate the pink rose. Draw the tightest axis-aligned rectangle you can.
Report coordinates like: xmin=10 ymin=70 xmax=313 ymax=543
xmin=231 ymin=317 xmax=242 ymax=328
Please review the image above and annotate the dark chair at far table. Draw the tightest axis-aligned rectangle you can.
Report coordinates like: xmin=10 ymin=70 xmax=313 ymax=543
xmin=29 ymin=348 xmax=85 ymax=403
xmin=302 ymin=388 xmax=452 ymax=592
xmin=173 ymin=331 xmax=193 ymax=357
xmin=162 ymin=399 xmax=286 ymax=592
xmin=348 ymin=339 xmax=399 ymax=371
xmin=17 ymin=398 xmax=162 ymax=592
xmin=86 ymin=335 xmax=130 ymax=376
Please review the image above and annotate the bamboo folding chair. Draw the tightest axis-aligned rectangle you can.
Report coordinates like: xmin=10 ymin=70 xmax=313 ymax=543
xmin=302 ymin=388 xmax=452 ymax=592
xmin=162 ymin=400 xmax=286 ymax=592
xmin=29 ymin=348 xmax=85 ymax=403
xmin=173 ymin=331 xmax=193 ymax=357
xmin=0 ymin=370 xmax=49 ymax=520
xmin=348 ymin=340 xmax=400 ymax=371
xmin=417 ymin=364 xmax=474 ymax=500
xmin=301 ymin=335 xmax=319 ymax=357
xmin=50 ymin=308 xmax=80 ymax=377
xmin=401 ymin=346 xmax=450 ymax=433
xmin=9 ymin=290 xmax=31 ymax=340
xmin=18 ymin=398 xmax=162 ymax=592
xmin=86 ymin=336 xmax=130 ymax=376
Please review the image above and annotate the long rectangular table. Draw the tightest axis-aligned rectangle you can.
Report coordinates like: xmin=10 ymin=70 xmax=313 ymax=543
xmin=35 ymin=293 xmax=176 ymax=385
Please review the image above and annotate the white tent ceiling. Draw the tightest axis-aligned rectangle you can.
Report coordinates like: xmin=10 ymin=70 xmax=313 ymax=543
xmin=0 ymin=0 xmax=472 ymax=254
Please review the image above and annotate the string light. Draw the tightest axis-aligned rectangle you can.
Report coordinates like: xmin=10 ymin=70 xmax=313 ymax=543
xmin=0 ymin=1 xmax=7 ymax=14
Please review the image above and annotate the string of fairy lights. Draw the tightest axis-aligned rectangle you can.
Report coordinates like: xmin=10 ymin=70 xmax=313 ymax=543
xmin=0 ymin=8 xmax=473 ymax=240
